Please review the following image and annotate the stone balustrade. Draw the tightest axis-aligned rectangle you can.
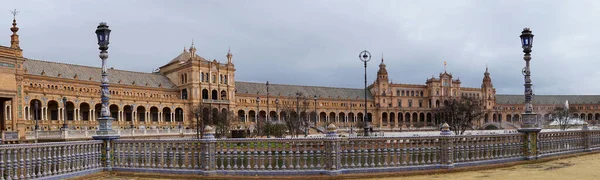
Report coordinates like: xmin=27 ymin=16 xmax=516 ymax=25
xmin=4 ymin=127 xmax=600 ymax=178
xmin=23 ymin=129 xmax=198 ymax=141
xmin=0 ymin=140 xmax=103 ymax=179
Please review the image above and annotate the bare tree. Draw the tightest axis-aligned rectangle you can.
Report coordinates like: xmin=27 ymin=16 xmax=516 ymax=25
xmin=279 ymin=103 xmax=302 ymax=138
xmin=434 ymin=96 xmax=484 ymax=135
xmin=190 ymin=104 xmax=212 ymax=139
xmin=214 ymin=110 xmax=236 ymax=138
xmin=549 ymin=106 xmax=578 ymax=131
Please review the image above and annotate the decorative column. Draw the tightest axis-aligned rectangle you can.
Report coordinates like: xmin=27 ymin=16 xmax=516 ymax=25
xmin=517 ymin=27 xmax=541 ymax=160
xmin=91 ymin=22 xmax=119 ymax=172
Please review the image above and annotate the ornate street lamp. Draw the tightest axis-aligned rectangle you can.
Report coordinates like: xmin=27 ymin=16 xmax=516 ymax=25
xmin=313 ymin=95 xmax=317 ymax=126
xmin=359 ymin=50 xmax=371 ymax=136
xmin=519 ymin=27 xmax=539 ymax=130
xmin=34 ymin=100 xmax=39 ymax=131
xmin=62 ymin=97 xmax=68 ymax=130
xmin=93 ymin=22 xmax=118 ymax=140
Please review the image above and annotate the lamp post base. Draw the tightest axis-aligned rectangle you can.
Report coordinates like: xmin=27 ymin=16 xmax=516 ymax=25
xmin=93 ymin=116 xmax=120 ymax=140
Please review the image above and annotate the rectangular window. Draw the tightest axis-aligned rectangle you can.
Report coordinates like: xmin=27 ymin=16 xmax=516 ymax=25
xmin=398 ymin=100 xmax=402 ymax=107
xmin=408 ymin=100 xmax=413 ymax=107
xmin=419 ymin=100 xmax=423 ymax=108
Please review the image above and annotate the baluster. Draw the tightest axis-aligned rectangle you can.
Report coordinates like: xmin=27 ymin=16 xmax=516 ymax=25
xmin=408 ymin=140 xmax=414 ymax=165
xmin=356 ymin=141 xmax=362 ymax=167
xmin=67 ymin=145 xmax=72 ymax=172
xmin=349 ymin=141 xmax=355 ymax=168
xmin=432 ymin=139 xmax=438 ymax=164
xmin=246 ymin=141 xmax=252 ymax=170
xmin=425 ymin=139 xmax=432 ymax=164
xmin=387 ymin=140 xmax=394 ymax=167
xmin=390 ymin=140 xmax=398 ymax=166
xmin=6 ymin=148 xmax=12 ymax=180
xmin=0 ymin=149 xmax=4 ymax=180
xmin=281 ymin=142 xmax=287 ymax=169
xmin=287 ymin=142 xmax=294 ymax=170
xmin=74 ymin=144 xmax=79 ymax=171
xmin=302 ymin=142 xmax=308 ymax=169
xmin=474 ymin=138 xmax=480 ymax=160
xmin=315 ymin=143 xmax=322 ymax=169
xmin=401 ymin=140 xmax=407 ymax=165
xmin=232 ymin=142 xmax=238 ymax=170
xmin=258 ymin=142 xmax=265 ymax=170
xmin=361 ymin=141 xmax=368 ymax=167
xmin=251 ymin=142 xmax=258 ymax=170
xmin=225 ymin=142 xmax=231 ymax=170
xmin=31 ymin=148 xmax=37 ymax=179
xmin=267 ymin=142 xmax=272 ymax=170
xmin=377 ymin=140 xmax=383 ymax=167
xmin=308 ymin=142 xmax=314 ymax=169
xmin=148 ymin=142 xmax=153 ymax=168
xmin=12 ymin=149 xmax=18 ymax=180
xmin=24 ymin=147 xmax=30 ymax=179
xmin=370 ymin=140 xmax=376 ymax=167
xmin=420 ymin=139 xmax=426 ymax=165
xmin=294 ymin=142 xmax=300 ymax=169
xmin=153 ymin=142 xmax=158 ymax=168
xmin=273 ymin=141 xmax=279 ymax=170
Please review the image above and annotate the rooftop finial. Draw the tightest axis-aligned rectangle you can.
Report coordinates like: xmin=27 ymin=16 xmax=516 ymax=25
xmin=381 ymin=52 xmax=384 ymax=63
xmin=486 ymin=63 xmax=489 ymax=73
xmin=189 ymin=39 xmax=196 ymax=58
xmin=226 ymin=46 xmax=233 ymax=64
xmin=9 ymin=9 xmax=20 ymax=49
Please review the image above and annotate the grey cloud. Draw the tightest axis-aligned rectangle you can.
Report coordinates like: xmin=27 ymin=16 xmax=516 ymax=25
xmin=2 ymin=0 xmax=599 ymax=95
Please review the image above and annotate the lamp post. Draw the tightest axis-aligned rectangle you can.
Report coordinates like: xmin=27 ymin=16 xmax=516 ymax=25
xmin=256 ymin=96 xmax=261 ymax=137
xmin=266 ymin=81 xmax=270 ymax=138
xmin=295 ymin=92 xmax=301 ymax=136
xmin=275 ymin=98 xmax=279 ymax=121
xmin=313 ymin=95 xmax=317 ymax=126
xmin=34 ymin=100 xmax=39 ymax=131
xmin=359 ymin=50 xmax=371 ymax=136
xmin=130 ymin=105 xmax=135 ymax=129
xmin=93 ymin=22 xmax=118 ymax=140
xmin=518 ymin=28 xmax=539 ymax=130
xmin=62 ymin=97 xmax=68 ymax=130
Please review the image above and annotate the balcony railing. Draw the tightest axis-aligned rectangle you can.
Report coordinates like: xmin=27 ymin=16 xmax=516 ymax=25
xmin=202 ymin=99 xmax=230 ymax=104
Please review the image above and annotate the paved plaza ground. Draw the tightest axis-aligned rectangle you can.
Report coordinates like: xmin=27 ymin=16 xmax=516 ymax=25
xmin=75 ymin=152 xmax=600 ymax=180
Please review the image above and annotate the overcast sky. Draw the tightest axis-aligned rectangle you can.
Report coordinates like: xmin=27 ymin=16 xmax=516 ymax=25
xmin=2 ymin=0 xmax=599 ymax=95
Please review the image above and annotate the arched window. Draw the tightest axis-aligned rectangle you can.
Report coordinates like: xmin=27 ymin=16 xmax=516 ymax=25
xmin=202 ymin=89 xmax=209 ymax=99
xmin=224 ymin=75 xmax=228 ymax=84
xmin=401 ymin=90 xmax=405 ymax=96
xmin=212 ymin=89 xmax=218 ymax=100
xmin=420 ymin=91 xmax=424 ymax=97
xmin=201 ymin=73 xmax=204 ymax=82
xmin=181 ymin=89 xmax=188 ymax=100
xmin=212 ymin=74 xmax=216 ymax=83
xmin=411 ymin=91 xmax=414 ymax=96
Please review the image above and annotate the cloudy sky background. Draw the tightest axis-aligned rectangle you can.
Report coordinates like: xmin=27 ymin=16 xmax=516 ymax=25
xmin=2 ymin=0 xmax=599 ymax=95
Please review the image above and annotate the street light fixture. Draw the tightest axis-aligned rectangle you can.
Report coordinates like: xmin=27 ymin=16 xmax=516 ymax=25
xmin=62 ymin=97 xmax=68 ymax=130
xmin=359 ymin=50 xmax=371 ymax=136
xmin=93 ymin=22 xmax=118 ymax=140
xmin=519 ymin=27 xmax=538 ymax=130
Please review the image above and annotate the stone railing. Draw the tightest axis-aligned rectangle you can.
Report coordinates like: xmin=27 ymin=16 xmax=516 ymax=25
xmin=0 ymin=140 xmax=103 ymax=179
xmin=4 ymin=124 xmax=600 ymax=178
xmin=24 ymin=129 xmax=198 ymax=141
xmin=105 ymin=124 xmax=600 ymax=176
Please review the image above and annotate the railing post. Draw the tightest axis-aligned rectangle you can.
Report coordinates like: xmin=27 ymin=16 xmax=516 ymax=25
xmin=517 ymin=128 xmax=541 ymax=160
xmin=439 ymin=123 xmax=454 ymax=168
xmin=325 ymin=124 xmax=341 ymax=175
xmin=201 ymin=126 xmax=216 ymax=175
xmin=583 ymin=122 xmax=591 ymax=152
